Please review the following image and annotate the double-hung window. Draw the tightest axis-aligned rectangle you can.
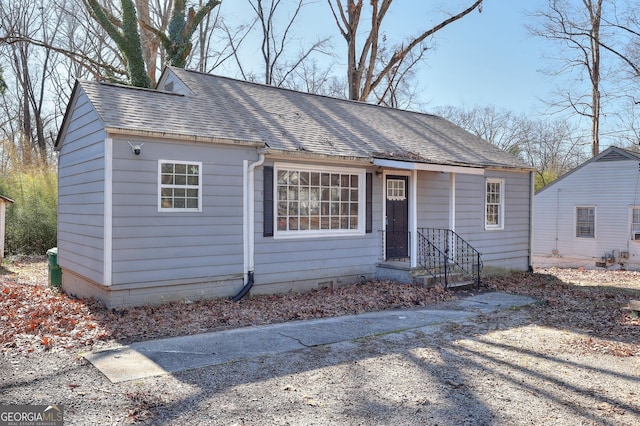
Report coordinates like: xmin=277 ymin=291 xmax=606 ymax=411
xmin=274 ymin=164 xmax=364 ymax=237
xmin=158 ymin=160 xmax=202 ymax=212
xmin=631 ymin=207 xmax=640 ymax=240
xmin=575 ymin=206 xmax=595 ymax=238
xmin=485 ymin=178 xmax=504 ymax=230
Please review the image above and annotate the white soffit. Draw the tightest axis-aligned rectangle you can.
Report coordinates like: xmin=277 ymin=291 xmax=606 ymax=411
xmin=373 ymin=158 xmax=485 ymax=175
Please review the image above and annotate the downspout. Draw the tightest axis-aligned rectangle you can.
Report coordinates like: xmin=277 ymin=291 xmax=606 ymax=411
xmin=232 ymin=148 xmax=267 ymax=302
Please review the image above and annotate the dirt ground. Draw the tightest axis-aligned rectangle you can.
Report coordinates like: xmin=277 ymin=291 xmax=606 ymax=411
xmin=1 ymin=260 xmax=639 ymax=425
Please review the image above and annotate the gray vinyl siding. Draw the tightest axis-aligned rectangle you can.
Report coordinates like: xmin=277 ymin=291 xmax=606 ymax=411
xmin=455 ymin=170 xmax=531 ymax=271
xmin=416 ymin=170 xmax=452 ymax=228
xmin=534 ymin=159 xmax=640 ymax=266
xmin=110 ymin=138 xmax=253 ymax=288
xmin=57 ymin=88 xmax=106 ymax=284
xmin=253 ymin=160 xmax=381 ymax=291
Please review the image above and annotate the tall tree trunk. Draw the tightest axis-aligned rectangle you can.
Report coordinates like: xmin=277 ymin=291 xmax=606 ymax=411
xmin=588 ymin=0 xmax=602 ymax=157
xmin=135 ymin=0 xmax=157 ymax=83
xmin=329 ymin=0 xmax=483 ymax=102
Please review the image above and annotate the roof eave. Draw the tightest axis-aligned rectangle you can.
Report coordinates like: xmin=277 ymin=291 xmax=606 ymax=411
xmin=265 ymin=148 xmax=372 ymax=164
xmin=105 ymin=127 xmax=266 ymax=148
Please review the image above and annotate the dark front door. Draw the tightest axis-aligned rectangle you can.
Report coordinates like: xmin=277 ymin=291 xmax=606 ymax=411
xmin=385 ymin=175 xmax=409 ymax=259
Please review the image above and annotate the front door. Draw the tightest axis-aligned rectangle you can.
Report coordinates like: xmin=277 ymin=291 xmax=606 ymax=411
xmin=385 ymin=175 xmax=409 ymax=259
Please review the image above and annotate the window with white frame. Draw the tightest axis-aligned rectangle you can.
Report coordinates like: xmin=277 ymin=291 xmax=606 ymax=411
xmin=387 ymin=179 xmax=406 ymax=200
xmin=275 ymin=164 xmax=364 ymax=236
xmin=485 ymin=178 xmax=504 ymax=229
xmin=632 ymin=207 xmax=640 ymax=240
xmin=158 ymin=160 xmax=202 ymax=212
xmin=575 ymin=206 xmax=595 ymax=238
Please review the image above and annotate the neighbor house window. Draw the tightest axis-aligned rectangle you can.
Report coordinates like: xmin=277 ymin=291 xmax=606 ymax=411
xmin=158 ymin=160 xmax=202 ymax=212
xmin=275 ymin=164 xmax=364 ymax=237
xmin=576 ymin=206 xmax=595 ymax=238
xmin=485 ymin=178 xmax=504 ymax=229
xmin=632 ymin=207 xmax=640 ymax=240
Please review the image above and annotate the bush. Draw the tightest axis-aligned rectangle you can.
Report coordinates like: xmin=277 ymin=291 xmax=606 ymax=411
xmin=0 ymin=165 xmax=57 ymax=256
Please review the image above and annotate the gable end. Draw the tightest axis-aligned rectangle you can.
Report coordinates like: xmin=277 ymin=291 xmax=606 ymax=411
xmin=596 ymin=150 xmax=631 ymax=162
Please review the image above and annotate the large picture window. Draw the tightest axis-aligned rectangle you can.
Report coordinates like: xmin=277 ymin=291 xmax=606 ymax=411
xmin=576 ymin=206 xmax=595 ymax=238
xmin=158 ymin=160 xmax=202 ymax=212
xmin=485 ymin=178 xmax=504 ymax=230
xmin=275 ymin=164 xmax=364 ymax=237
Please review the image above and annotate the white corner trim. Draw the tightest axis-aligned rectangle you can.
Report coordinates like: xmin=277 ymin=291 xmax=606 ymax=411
xmin=104 ymin=138 xmax=113 ymax=286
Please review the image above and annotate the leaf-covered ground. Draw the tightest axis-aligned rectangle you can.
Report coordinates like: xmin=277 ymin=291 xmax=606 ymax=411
xmin=488 ymin=268 xmax=640 ymax=357
xmin=1 ymin=258 xmax=639 ymax=357
xmin=0 ymin=258 xmax=451 ymax=354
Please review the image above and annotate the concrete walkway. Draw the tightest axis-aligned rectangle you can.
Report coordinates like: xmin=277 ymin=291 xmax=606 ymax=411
xmin=84 ymin=292 xmax=536 ymax=383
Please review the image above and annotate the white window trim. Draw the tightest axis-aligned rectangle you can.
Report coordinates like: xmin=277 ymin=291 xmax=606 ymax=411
xmin=158 ymin=159 xmax=203 ymax=212
xmin=273 ymin=162 xmax=366 ymax=239
xmin=484 ymin=178 xmax=504 ymax=230
xmin=575 ymin=205 xmax=596 ymax=239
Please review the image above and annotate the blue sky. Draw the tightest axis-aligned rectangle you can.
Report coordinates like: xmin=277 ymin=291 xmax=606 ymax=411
xmin=218 ymin=0 xmax=552 ymax=116
xmin=413 ymin=1 xmax=548 ymax=114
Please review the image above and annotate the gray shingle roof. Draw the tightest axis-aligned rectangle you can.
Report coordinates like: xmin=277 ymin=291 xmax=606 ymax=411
xmin=77 ymin=67 xmax=531 ymax=170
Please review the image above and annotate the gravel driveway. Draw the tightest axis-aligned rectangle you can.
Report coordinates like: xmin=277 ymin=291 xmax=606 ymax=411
xmin=2 ymin=265 xmax=639 ymax=425
xmin=2 ymin=303 xmax=639 ymax=425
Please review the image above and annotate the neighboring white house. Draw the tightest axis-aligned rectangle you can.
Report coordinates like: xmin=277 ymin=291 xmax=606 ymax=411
xmin=533 ymin=146 xmax=640 ymax=270
xmin=55 ymin=67 xmax=534 ymax=308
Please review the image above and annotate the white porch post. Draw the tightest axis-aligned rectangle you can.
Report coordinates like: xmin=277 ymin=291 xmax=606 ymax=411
xmin=449 ymin=172 xmax=456 ymax=231
xmin=410 ymin=169 xmax=418 ymax=268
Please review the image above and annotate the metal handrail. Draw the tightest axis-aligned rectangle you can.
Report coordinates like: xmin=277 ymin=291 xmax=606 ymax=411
xmin=417 ymin=228 xmax=483 ymax=289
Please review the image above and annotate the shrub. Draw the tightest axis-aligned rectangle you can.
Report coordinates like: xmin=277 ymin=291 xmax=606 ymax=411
xmin=0 ymin=164 xmax=57 ymax=256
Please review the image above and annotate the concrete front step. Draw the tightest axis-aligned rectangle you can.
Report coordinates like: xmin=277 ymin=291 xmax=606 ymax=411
xmin=375 ymin=261 xmax=479 ymax=290
xmin=413 ymin=273 xmax=477 ymax=290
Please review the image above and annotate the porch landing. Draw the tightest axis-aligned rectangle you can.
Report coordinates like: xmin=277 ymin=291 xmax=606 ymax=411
xmin=375 ymin=261 xmax=476 ymax=289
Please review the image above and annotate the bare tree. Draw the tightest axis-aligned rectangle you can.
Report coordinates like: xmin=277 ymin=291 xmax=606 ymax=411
xmin=436 ymin=105 xmax=531 ymax=156
xmin=138 ymin=0 xmax=221 ymax=70
xmin=247 ymin=0 xmax=331 ymax=87
xmin=277 ymin=58 xmax=345 ymax=97
xmin=84 ymin=0 xmax=151 ymax=87
xmin=191 ymin=0 xmax=228 ymax=73
xmin=327 ymin=0 xmax=483 ymax=104
xmin=437 ymin=104 xmax=588 ymax=189
xmin=531 ymin=0 xmax=604 ymax=157
xmin=0 ymin=0 xmax=63 ymax=163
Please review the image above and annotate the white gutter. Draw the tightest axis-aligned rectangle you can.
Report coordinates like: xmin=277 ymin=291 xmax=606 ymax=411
xmin=373 ymin=158 xmax=485 ymax=175
xmin=243 ymin=149 xmax=267 ymax=281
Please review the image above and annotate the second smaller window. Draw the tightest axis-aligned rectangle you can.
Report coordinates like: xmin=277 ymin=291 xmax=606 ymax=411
xmin=576 ymin=206 xmax=595 ymax=238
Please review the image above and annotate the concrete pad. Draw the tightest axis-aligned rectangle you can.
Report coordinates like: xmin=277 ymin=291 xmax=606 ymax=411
xmin=84 ymin=347 xmax=168 ymax=383
xmin=85 ymin=291 xmax=537 ymax=383
xmin=455 ymin=292 xmax=536 ymax=313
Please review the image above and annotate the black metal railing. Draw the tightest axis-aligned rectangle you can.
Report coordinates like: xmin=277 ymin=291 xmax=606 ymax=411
xmin=417 ymin=228 xmax=482 ymax=289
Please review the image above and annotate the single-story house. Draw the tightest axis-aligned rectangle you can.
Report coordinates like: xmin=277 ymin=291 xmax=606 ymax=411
xmin=55 ymin=66 xmax=534 ymax=308
xmin=533 ymin=146 xmax=640 ymax=270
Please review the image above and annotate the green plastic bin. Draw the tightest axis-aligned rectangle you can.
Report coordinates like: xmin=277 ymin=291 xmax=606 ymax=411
xmin=47 ymin=247 xmax=62 ymax=287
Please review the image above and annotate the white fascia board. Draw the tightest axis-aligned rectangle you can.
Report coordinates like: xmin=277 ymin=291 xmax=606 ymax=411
xmin=373 ymin=158 xmax=485 ymax=175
